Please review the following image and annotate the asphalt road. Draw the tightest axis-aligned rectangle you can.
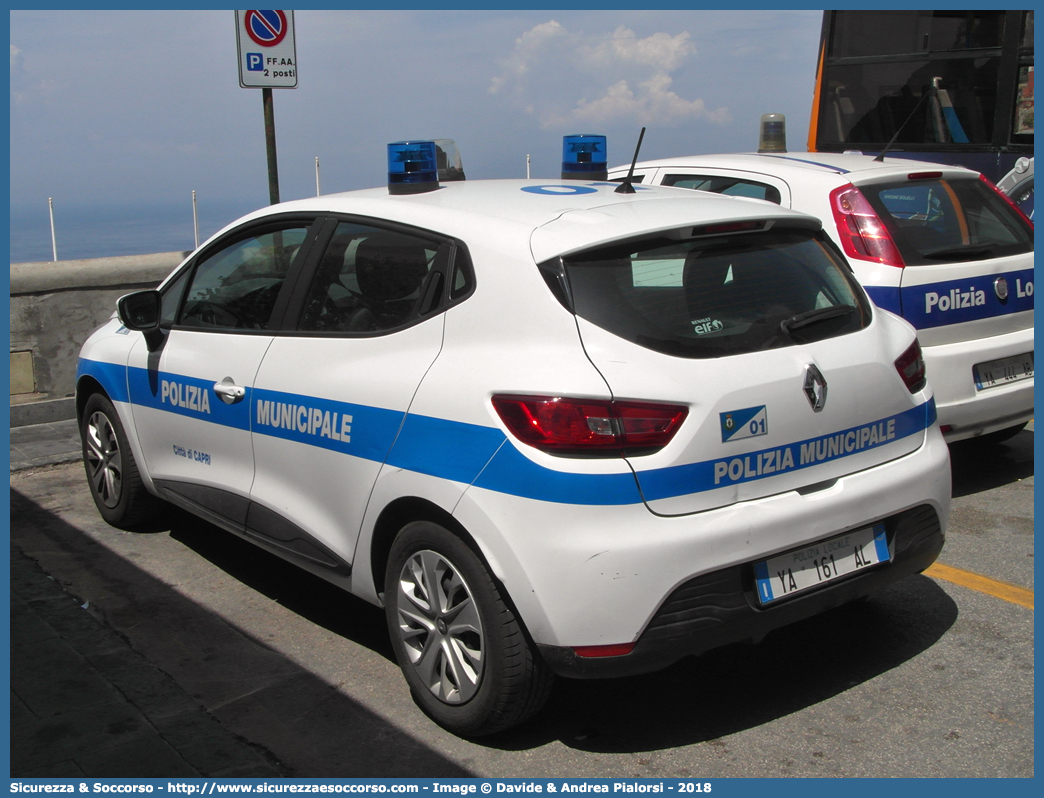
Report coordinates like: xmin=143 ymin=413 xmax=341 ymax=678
xmin=9 ymin=428 xmax=1033 ymax=778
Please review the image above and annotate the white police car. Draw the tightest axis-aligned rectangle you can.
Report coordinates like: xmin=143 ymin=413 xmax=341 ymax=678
xmin=77 ymin=141 xmax=950 ymax=736
xmin=609 ymin=145 xmax=1034 ymax=445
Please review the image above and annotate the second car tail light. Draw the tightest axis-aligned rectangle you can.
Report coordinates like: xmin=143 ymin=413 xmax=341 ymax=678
xmin=895 ymin=340 xmax=927 ymax=394
xmin=829 ymin=184 xmax=905 ymax=267
xmin=491 ymin=395 xmax=687 ymax=456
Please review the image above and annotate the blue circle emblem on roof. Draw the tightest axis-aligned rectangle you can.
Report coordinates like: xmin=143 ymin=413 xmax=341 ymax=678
xmin=522 ymin=185 xmax=599 ymax=196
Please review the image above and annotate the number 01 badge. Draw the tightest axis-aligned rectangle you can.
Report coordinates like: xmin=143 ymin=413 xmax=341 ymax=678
xmin=721 ymin=405 xmax=768 ymax=443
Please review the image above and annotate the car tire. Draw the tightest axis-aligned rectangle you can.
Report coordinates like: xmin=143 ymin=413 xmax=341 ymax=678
xmin=80 ymin=393 xmax=163 ymax=529
xmin=384 ymin=521 xmax=554 ymax=737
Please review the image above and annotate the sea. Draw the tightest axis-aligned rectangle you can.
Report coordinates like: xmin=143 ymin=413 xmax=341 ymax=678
xmin=9 ymin=198 xmax=266 ymax=264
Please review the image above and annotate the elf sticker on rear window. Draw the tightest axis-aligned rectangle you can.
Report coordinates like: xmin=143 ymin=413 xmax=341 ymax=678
xmin=692 ymin=317 xmax=724 ymax=335
xmin=721 ymin=405 xmax=767 ymax=443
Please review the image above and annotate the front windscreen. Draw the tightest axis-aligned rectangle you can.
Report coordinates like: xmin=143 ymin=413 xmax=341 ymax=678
xmin=560 ymin=230 xmax=871 ymax=359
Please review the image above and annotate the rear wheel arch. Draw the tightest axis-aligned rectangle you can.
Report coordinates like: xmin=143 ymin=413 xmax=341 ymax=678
xmin=369 ymin=495 xmax=544 ymax=659
xmin=369 ymin=496 xmax=484 ymax=604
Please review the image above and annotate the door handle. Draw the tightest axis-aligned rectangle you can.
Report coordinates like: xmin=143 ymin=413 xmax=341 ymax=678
xmin=214 ymin=378 xmax=246 ymax=404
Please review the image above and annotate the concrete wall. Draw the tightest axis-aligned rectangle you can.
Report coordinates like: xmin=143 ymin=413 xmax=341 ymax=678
xmin=10 ymin=251 xmax=188 ymax=425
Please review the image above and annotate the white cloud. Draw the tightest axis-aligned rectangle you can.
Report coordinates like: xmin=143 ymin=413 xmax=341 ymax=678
xmin=10 ymin=43 xmax=52 ymax=103
xmin=543 ymin=73 xmax=731 ymax=128
xmin=584 ymin=27 xmax=695 ymax=72
xmin=10 ymin=44 xmax=27 ymax=100
xmin=489 ymin=20 xmax=568 ymax=97
xmin=489 ymin=21 xmax=729 ymax=129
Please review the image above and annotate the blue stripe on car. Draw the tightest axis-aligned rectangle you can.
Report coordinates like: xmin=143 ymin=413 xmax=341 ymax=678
xmin=899 ymin=269 xmax=1033 ymax=330
xmin=77 ymin=358 xmax=130 ymax=403
xmin=863 ymin=285 xmax=902 ymax=315
xmin=755 ymin=154 xmax=852 ymax=173
xmin=78 ymin=359 xmax=937 ymax=507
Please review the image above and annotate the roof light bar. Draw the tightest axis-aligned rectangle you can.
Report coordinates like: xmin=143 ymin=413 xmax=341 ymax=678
xmin=758 ymin=113 xmax=787 ymax=153
xmin=562 ymin=134 xmax=607 ymax=181
xmin=433 ymin=139 xmax=466 ymax=182
xmin=387 ymin=140 xmax=439 ymax=195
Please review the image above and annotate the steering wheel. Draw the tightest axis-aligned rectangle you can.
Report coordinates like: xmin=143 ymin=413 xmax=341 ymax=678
xmin=184 ymin=300 xmax=245 ymax=329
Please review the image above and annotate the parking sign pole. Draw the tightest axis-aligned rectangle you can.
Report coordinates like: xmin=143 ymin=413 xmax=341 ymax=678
xmin=236 ymin=11 xmax=297 ymax=206
xmin=263 ymin=88 xmax=280 ymax=205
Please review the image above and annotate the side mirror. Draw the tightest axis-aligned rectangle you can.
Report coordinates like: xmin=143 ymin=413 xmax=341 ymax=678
xmin=117 ymin=290 xmax=165 ymax=351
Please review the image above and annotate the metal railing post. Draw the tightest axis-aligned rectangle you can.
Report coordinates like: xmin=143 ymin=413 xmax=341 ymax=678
xmin=48 ymin=197 xmax=57 ymax=261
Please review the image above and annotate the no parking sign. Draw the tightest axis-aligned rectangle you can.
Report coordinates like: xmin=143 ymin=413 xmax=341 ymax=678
xmin=235 ymin=10 xmax=297 ymax=88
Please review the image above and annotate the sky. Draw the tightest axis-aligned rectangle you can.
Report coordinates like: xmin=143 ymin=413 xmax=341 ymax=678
xmin=9 ymin=8 xmax=825 ymax=259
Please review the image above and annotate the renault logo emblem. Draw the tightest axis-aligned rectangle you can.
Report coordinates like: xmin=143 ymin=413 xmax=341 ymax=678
xmin=803 ymin=364 xmax=828 ymax=412
xmin=994 ymin=276 xmax=1009 ymax=301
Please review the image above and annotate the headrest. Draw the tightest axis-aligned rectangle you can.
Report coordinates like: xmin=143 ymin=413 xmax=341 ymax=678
xmin=355 ymin=233 xmax=431 ymax=302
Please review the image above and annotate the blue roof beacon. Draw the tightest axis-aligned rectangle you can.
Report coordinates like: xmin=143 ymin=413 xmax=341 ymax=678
xmin=562 ymin=134 xmax=607 ymax=180
xmin=387 ymin=140 xmax=439 ymax=194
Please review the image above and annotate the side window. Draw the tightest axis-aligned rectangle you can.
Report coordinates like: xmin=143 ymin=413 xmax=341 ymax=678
xmin=159 ymin=267 xmax=190 ymax=325
xmin=662 ymin=174 xmax=782 ymax=205
xmin=178 ymin=226 xmax=309 ymax=330
xmin=298 ymin=222 xmax=445 ymax=333
xmin=450 ymin=247 xmax=474 ymax=300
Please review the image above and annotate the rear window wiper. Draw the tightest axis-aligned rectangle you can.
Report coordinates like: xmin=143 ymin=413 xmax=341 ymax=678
xmin=921 ymin=244 xmax=994 ymax=261
xmin=780 ymin=305 xmax=856 ymax=338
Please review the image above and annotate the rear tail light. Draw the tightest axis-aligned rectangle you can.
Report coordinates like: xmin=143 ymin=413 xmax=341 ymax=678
xmin=829 ymin=185 xmax=905 ymax=267
xmin=979 ymin=172 xmax=1034 ymax=229
xmin=895 ymin=340 xmax=926 ymax=393
xmin=491 ymin=395 xmax=687 ymax=456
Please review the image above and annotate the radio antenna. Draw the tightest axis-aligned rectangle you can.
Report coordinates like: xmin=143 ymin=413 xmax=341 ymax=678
xmin=875 ymin=79 xmax=939 ymax=162
xmin=615 ymin=127 xmax=646 ymax=194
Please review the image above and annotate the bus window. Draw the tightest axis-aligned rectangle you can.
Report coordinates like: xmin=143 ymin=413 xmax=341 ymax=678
xmin=811 ymin=10 xmax=1032 ymax=186
xmin=824 ymin=58 xmax=999 ymax=147
xmin=828 ymin=10 xmax=1004 ymax=59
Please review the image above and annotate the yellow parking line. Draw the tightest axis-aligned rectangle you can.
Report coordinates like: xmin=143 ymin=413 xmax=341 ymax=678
xmin=926 ymin=563 xmax=1034 ymax=609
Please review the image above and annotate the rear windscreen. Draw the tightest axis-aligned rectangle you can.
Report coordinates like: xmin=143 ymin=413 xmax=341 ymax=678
xmin=558 ymin=230 xmax=871 ymax=359
xmin=865 ymin=178 xmax=1033 ymax=265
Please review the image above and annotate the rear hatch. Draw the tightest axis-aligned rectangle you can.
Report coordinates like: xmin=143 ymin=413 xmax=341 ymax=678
xmin=541 ymin=218 xmax=931 ymax=516
xmin=845 ymin=172 xmax=1034 ymax=346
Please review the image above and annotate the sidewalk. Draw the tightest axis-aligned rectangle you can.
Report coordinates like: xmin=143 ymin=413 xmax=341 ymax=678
xmin=9 ymin=420 xmax=284 ymax=777
xmin=10 ymin=418 xmax=82 ymax=472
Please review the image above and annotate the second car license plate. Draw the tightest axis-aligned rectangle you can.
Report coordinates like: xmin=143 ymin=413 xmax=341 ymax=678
xmin=974 ymin=352 xmax=1034 ymax=390
xmin=754 ymin=524 xmax=889 ymax=605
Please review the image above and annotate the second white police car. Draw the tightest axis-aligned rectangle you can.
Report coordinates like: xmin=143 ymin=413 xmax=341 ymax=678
xmin=78 ymin=141 xmax=951 ymax=736
xmin=608 ymin=129 xmax=1034 ymax=445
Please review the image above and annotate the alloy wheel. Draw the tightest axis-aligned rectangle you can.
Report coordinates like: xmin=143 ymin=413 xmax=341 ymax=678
xmin=85 ymin=411 xmax=123 ymax=508
xmin=395 ymin=549 xmax=485 ymax=704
